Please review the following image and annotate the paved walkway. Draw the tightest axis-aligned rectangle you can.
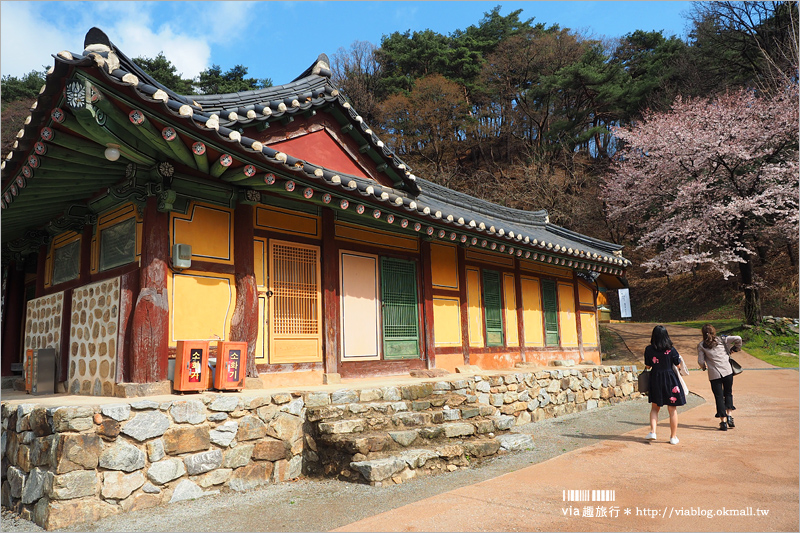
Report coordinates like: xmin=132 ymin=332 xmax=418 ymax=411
xmin=334 ymin=323 xmax=800 ymax=532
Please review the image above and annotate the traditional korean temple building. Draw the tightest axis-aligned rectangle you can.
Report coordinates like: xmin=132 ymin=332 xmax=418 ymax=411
xmin=1 ymin=28 xmax=630 ymax=395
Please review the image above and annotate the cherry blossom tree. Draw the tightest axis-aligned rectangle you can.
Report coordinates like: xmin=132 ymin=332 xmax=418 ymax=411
xmin=604 ymin=86 xmax=799 ymax=324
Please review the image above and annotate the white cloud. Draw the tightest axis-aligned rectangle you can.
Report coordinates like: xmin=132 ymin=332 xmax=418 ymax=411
xmin=1 ymin=2 xmax=212 ymax=80
xmin=114 ymin=20 xmax=211 ymax=79
xmin=0 ymin=2 xmax=82 ymax=76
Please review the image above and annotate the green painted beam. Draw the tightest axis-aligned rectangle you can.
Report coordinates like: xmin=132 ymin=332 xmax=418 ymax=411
xmin=125 ymin=109 xmax=172 ymax=152
xmin=26 ymin=157 xmax=126 ymax=177
xmin=209 ymin=154 xmax=233 ymax=178
xmin=191 ymin=142 xmax=210 ymax=174
xmin=32 ymin=155 xmax=126 ymax=174
xmin=41 ymin=126 xmax=107 ymax=157
xmin=70 ymin=109 xmax=155 ymax=166
xmin=86 ymin=108 xmax=160 ymax=161
xmin=32 ymin=141 xmax=108 ymax=165
xmin=221 ymin=165 xmax=258 ymax=183
xmin=160 ymin=126 xmax=198 ymax=170
xmin=5 ymin=189 xmax=97 ymax=203
xmin=92 ymin=97 xmax=169 ymax=157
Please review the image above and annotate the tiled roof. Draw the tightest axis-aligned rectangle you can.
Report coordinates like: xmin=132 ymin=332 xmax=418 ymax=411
xmin=0 ymin=27 xmax=630 ymax=273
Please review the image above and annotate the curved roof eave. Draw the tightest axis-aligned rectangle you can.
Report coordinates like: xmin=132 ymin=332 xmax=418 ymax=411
xmin=0 ymin=27 xmax=630 ymax=273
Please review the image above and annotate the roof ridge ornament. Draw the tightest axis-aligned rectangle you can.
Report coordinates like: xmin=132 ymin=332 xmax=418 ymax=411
xmin=83 ymin=27 xmax=119 ymax=73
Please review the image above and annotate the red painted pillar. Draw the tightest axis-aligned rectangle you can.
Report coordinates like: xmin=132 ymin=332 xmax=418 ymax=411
xmin=457 ymin=246 xmax=470 ymax=366
xmin=35 ymin=244 xmax=47 ymax=298
xmin=573 ymin=271 xmax=585 ymax=361
xmin=515 ymin=259 xmax=526 ymax=363
xmin=420 ymin=240 xmax=436 ymax=370
xmin=321 ymin=208 xmax=339 ymax=375
xmin=1 ymin=261 xmax=25 ymax=376
xmin=130 ymin=197 xmax=169 ymax=383
xmin=229 ymin=203 xmax=259 ymax=377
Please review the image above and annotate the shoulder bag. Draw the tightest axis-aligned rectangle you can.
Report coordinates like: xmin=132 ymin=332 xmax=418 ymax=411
xmin=720 ymin=335 xmax=744 ymax=376
xmin=637 ymin=369 xmax=651 ymax=393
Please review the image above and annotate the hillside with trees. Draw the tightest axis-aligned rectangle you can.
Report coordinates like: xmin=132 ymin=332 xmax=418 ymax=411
xmin=3 ymin=1 xmax=797 ymax=324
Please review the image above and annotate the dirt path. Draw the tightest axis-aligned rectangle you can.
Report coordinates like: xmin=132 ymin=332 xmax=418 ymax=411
xmin=336 ymin=323 xmax=799 ymax=532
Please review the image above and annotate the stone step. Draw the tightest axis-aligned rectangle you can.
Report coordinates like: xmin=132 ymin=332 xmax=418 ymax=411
xmin=348 ymin=432 xmax=535 ymax=485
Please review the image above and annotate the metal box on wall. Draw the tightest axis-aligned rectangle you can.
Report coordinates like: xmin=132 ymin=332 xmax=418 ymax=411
xmin=214 ymin=341 xmax=247 ymax=391
xmin=173 ymin=341 xmax=210 ymax=392
xmin=32 ymin=348 xmax=56 ymax=396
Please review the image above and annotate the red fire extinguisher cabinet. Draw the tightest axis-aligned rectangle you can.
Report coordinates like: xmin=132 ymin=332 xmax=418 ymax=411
xmin=214 ymin=341 xmax=247 ymax=391
xmin=174 ymin=341 xmax=210 ymax=392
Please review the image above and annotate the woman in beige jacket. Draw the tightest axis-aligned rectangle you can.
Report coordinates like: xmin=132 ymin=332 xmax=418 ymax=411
xmin=697 ymin=324 xmax=742 ymax=431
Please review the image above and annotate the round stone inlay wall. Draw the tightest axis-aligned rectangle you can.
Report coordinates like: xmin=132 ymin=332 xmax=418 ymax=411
xmin=24 ymin=292 xmax=64 ymax=378
xmin=68 ymin=277 xmax=120 ymax=396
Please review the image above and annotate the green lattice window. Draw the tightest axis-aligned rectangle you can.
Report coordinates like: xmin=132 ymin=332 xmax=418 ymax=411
xmin=381 ymin=257 xmax=419 ymax=359
xmin=482 ymin=269 xmax=504 ymax=346
xmin=542 ymin=279 xmax=559 ymax=346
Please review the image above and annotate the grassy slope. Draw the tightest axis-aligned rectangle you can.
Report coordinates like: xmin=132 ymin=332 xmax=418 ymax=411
xmin=624 ymin=251 xmax=798 ymax=323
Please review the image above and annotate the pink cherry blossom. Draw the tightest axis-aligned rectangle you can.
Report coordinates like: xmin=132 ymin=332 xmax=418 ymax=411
xmin=669 ymin=397 xmax=677 ymax=403
xmin=672 ymin=386 xmax=680 ymax=393
xmin=603 ymin=86 xmax=799 ymax=323
xmin=652 ymin=356 xmax=659 ymax=364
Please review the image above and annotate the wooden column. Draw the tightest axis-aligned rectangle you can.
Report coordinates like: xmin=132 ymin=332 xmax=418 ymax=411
xmin=117 ymin=270 xmax=139 ymax=383
xmin=457 ymin=246 xmax=470 ymax=366
xmin=130 ymin=196 xmax=169 ymax=383
xmin=514 ymin=258 xmax=526 ymax=362
xmin=229 ymin=204 xmax=259 ymax=377
xmin=573 ymin=271 xmax=585 ymax=361
xmin=420 ymin=240 xmax=436 ymax=370
xmin=79 ymin=224 xmax=92 ymax=285
xmin=35 ymin=244 xmax=47 ymax=298
xmin=321 ymin=208 xmax=340 ymax=375
xmin=1 ymin=261 xmax=25 ymax=376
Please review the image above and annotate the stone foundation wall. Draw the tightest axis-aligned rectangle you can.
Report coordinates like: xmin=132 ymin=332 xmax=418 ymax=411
xmin=1 ymin=365 xmax=640 ymax=530
xmin=1 ymin=392 xmax=305 ymax=530
xmin=303 ymin=365 xmax=640 ymax=486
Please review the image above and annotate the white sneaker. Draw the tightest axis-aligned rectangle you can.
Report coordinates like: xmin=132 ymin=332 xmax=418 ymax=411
xmin=645 ymin=432 xmax=657 ymax=440
xmin=669 ymin=437 xmax=679 ymax=445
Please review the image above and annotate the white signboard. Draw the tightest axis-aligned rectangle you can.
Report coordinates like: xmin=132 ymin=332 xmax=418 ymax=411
xmin=618 ymin=288 xmax=632 ymax=319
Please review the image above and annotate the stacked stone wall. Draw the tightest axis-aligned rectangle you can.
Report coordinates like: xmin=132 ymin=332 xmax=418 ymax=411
xmin=302 ymin=366 xmax=640 ymax=486
xmin=1 ymin=392 xmax=305 ymax=530
xmin=1 ymin=364 xmax=641 ymax=530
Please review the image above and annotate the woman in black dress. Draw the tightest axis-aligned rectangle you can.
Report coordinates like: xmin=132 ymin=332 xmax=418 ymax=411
xmin=644 ymin=325 xmax=687 ymax=444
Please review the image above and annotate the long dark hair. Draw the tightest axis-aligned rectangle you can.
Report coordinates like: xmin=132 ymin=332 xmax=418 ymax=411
xmin=650 ymin=325 xmax=674 ymax=352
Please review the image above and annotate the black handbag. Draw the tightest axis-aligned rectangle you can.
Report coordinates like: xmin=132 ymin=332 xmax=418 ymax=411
xmin=720 ymin=335 xmax=744 ymax=376
xmin=637 ymin=369 xmax=651 ymax=393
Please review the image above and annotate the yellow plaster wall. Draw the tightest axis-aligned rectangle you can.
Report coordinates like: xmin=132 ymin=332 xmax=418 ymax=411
xmin=169 ymin=272 xmax=235 ymax=343
xmin=171 ymin=203 xmax=233 ymax=263
xmin=255 ymin=205 xmax=320 ymax=238
xmin=465 ymin=249 xmax=514 ymax=268
xmin=465 ymin=268 xmax=484 ymax=347
xmin=581 ymin=311 xmax=599 ymax=347
xmin=430 ymin=243 xmax=459 ymax=290
xmin=578 ymin=282 xmax=594 ymax=307
xmin=557 ymin=282 xmax=579 ymax=348
xmin=433 ymin=296 xmax=462 ymax=347
xmin=521 ymin=277 xmax=544 ymax=347
xmin=503 ymin=273 xmax=519 ymax=347
xmin=335 ymin=221 xmax=418 ymax=252
xmin=519 ymin=260 xmax=572 ymax=279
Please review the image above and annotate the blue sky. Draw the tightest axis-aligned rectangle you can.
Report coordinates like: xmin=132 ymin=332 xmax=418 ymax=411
xmin=1 ymin=2 xmax=694 ymax=86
